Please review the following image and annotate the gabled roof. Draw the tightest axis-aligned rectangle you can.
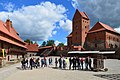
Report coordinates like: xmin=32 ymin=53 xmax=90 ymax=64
xmin=0 ymin=20 xmax=24 ymax=42
xmin=39 ymin=46 xmax=53 ymax=49
xmin=73 ymin=9 xmax=89 ymax=20
xmin=99 ymin=22 xmax=116 ymax=32
xmin=89 ymin=22 xmax=117 ymax=33
xmin=0 ymin=36 xmax=26 ymax=48
xmin=66 ymin=32 xmax=72 ymax=38
xmin=26 ymin=43 xmax=39 ymax=52
xmin=0 ymin=19 xmax=26 ymax=48
xmin=80 ymin=12 xmax=89 ymax=19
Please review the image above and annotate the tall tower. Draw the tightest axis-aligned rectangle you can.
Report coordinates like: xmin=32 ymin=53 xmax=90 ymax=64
xmin=72 ymin=9 xmax=90 ymax=47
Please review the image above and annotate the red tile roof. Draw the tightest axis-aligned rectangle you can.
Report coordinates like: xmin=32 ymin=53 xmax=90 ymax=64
xmin=39 ymin=46 xmax=53 ymax=49
xmin=88 ymin=28 xmax=106 ymax=33
xmin=0 ymin=20 xmax=24 ymax=42
xmin=89 ymin=22 xmax=117 ymax=33
xmin=0 ymin=19 xmax=26 ymax=48
xmin=26 ymin=43 xmax=39 ymax=52
xmin=67 ymin=32 xmax=72 ymax=38
xmin=80 ymin=12 xmax=89 ymax=19
xmin=75 ymin=9 xmax=89 ymax=19
xmin=99 ymin=22 xmax=116 ymax=32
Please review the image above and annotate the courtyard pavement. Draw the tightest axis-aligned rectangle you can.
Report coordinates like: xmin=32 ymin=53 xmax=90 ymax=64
xmin=0 ymin=57 xmax=120 ymax=80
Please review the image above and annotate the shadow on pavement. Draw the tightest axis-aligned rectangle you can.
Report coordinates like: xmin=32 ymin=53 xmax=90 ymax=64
xmin=94 ymin=74 xmax=120 ymax=80
xmin=16 ymin=67 xmax=23 ymax=70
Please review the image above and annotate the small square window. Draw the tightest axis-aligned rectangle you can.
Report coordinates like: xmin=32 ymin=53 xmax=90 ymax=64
xmin=76 ymin=26 xmax=78 ymax=29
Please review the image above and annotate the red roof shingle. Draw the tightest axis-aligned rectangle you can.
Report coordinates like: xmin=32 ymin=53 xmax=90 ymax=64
xmin=0 ymin=19 xmax=26 ymax=48
xmin=89 ymin=22 xmax=117 ymax=33
xmin=26 ymin=43 xmax=39 ymax=52
xmin=99 ymin=22 xmax=116 ymax=32
xmin=80 ymin=12 xmax=89 ymax=19
xmin=67 ymin=32 xmax=72 ymax=38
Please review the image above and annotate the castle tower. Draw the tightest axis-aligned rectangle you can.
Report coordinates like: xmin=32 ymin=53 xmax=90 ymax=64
xmin=72 ymin=9 xmax=90 ymax=47
xmin=67 ymin=9 xmax=90 ymax=50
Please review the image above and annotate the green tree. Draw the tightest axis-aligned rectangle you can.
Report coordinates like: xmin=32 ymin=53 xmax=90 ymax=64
xmin=41 ymin=41 xmax=46 ymax=47
xmin=57 ymin=43 xmax=64 ymax=47
xmin=24 ymin=39 xmax=33 ymax=44
xmin=46 ymin=40 xmax=55 ymax=46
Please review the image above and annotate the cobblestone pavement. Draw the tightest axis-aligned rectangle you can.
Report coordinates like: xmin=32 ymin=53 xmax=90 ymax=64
xmin=94 ymin=74 xmax=120 ymax=80
xmin=0 ymin=57 xmax=120 ymax=80
xmin=0 ymin=63 xmax=20 ymax=80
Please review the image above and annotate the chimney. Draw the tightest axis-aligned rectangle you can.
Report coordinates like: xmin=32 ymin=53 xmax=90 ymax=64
xmin=5 ymin=19 xmax=11 ymax=32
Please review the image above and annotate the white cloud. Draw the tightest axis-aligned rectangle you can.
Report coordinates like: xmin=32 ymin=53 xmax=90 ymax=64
xmin=71 ymin=0 xmax=120 ymax=32
xmin=115 ymin=27 xmax=120 ymax=33
xmin=71 ymin=0 xmax=78 ymax=9
xmin=0 ymin=1 xmax=68 ymax=41
xmin=0 ymin=2 xmax=14 ymax=12
xmin=59 ymin=19 xmax=72 ymax=33
xmin=64 ymin=42 xmax=67 ymax=45
xmin=52 ymin=31 xmax=57 ymax=35
xmin=55 ymin=40 xmax=61 ymax=46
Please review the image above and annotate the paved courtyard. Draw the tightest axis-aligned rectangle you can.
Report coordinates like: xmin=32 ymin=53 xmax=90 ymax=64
xmin=0 ymin=57 xmax=120 ymax=80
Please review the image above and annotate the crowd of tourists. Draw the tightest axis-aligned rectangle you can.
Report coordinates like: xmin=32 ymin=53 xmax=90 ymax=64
xmin=21 ymin=57 xmax=52 ymax=70
xmin=55 ymin=56 xmax=92 ymax=70
xmin=21 ymin=56 xmax=92 ymax=70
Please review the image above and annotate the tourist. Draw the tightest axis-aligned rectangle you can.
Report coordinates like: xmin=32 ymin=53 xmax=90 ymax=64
xmin=48 ymin=57 xmax=52 ymax=65
xmin=50 ymin=57 xmax=53 ymax=65
xmin=80 ymin=57 xmax=84 ymax=70
xmin=85 ymin=57 xmax=89 ymax=70
xmin=29 ymin=58 xmax=33 ymax=70
xmin=21 ymin=58 xmax=26 ymax=70
xmin=69 ymin=57 xmax=72 ymax=70
xmin=63 ymin=58 xmax=66 ymax=69
xmin=41 ymin=58 xmax=44 ymax=67
xmin=58 ymin=57 xmax=62 ymax=69
xmin=76 ymin=57 xmax=80 ymax=70
xmin=35 ymin=58 xmax=40 ymax=68
xmin=55 ymin=58 xmax=58 ymax=68
xmin=65 ymin=58 xmax=69 ymax=69
xmin=37 ymin=58 xmax=40 ymax=68
xmin=44 ymin=57 xmax=47 ymax=67
xmin=72 ymin=57 xmax=76 ymax=70
xmin=88 ymin=57 xmax=92 ymax=70
xmin=25 ymin=58 xmax=28 ymax=68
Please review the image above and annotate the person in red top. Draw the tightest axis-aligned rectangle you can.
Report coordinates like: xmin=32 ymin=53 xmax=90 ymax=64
xmin=44 ymin=57 xmax=47 ymax=67
xmin=80 ymin=57 xmax=84 ymax=70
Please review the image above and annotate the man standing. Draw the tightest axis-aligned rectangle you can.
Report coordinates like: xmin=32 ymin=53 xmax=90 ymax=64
xmin=69 ymin=57 xmax=72 ymax=70
xmin=55 ymin=58 xmax=58 ymax=68
xmin=80 ymin=57 xmax=84 ymax=70
xmin=58 ymin=57 xmax=62 ymax=69
xmin=85 ymin=57 xmax=89 ymax=70
xmin=72 ymin=57 xmax=76 ymax=70
xmin=88 ymin=57 xmax=92 ymax=70
xmin=30 ymin=58 xmax=33 ymax=70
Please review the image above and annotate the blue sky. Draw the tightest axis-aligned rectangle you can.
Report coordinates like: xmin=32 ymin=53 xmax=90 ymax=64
xmin=0 ymin=0 xmax=120 ymax=46
xmin=0 ymin=0 xmax=76 ymax=46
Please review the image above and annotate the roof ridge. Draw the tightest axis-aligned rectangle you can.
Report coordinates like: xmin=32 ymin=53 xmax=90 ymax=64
xmin=98 ymin=22 xmax=116 ymax=32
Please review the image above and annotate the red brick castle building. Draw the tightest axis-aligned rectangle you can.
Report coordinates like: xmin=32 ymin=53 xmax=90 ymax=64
xmin=67 ymin=9 xmax=120 ymax=51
